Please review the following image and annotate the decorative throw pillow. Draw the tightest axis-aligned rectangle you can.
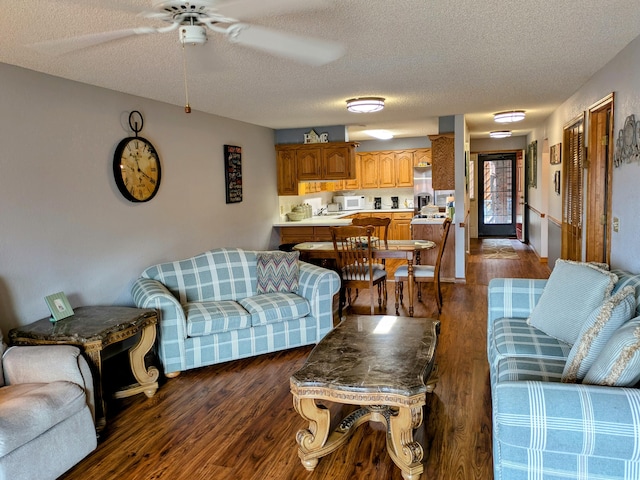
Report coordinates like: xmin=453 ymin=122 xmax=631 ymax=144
xmin=583 ymin=317 xmax=640 ymax=387
xmin=256 ymin=251 xmax=300 ymax=294
xmin=527 ymin=259 xmax=618 ymax=345
xmin=562 ymin=286 xmax=636 ymax=383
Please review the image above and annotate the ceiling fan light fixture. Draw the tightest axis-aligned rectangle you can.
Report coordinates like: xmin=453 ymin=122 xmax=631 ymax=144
xmin=493 ymin=110 xmax=525 ymax=123
xmin=179 ymin=25 xmax=207 ymax=46
xmin=490 ymin=130 xmax=512 ymax=139
xmin=346 ymin=97 xmax=385 ymax=113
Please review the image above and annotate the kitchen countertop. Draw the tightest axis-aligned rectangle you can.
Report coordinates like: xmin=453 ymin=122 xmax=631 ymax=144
xmin=273 ymin=208 xmax=414 ymax=227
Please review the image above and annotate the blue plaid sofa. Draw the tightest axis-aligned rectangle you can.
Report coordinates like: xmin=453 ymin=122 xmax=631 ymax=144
xmin=488 ymin=268 xmax=640 ymax=480
xmin=131 ymin=248 xmax=340 ymax=376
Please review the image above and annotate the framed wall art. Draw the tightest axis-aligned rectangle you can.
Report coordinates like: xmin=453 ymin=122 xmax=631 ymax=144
xmin=527 ymin=140 xmax=538 ymax=188
xmin=550 ymin=143 xmax=562 ymax=165
xmin=554 ymin=170 xmax=561 ymax=195
xmin=224 ymin=145 xmax=242 ymax=204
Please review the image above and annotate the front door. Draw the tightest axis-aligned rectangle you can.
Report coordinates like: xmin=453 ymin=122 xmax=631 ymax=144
xmin=478 ymin=152 xmax=517 ymax=237
xmin=515 ymin=150 xmax=527 ymax=242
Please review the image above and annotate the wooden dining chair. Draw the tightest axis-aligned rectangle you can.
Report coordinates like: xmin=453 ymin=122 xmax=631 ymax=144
xmin=330 ymin=225 xmax=388 ymax=316
xmin=351 ymin=216 xmax=391 ymax=275
xmin=350 ymin=216 xmax=390 ymax=249
xmin=394 ymin=217 xmax=452 ymax=314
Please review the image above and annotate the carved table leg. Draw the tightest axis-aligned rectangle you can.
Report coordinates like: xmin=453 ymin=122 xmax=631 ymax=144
xmin=387 ymin=405 xmax=424 ymax=480
xmin=83 ymin=345 xmax=107 ymax=432
xmin=292 ymin=396 xmax=332 ymax=470
xmin=114 ymin=323 xmax=159 ymax=399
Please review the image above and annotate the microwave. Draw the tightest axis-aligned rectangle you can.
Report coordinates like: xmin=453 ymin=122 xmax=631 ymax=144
xmin=333 ymin=195 xmax=365 ymax=211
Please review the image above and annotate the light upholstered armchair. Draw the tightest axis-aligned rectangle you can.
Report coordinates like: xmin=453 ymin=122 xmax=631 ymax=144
xmin=0 ymin=336 xmax=97 ymax=480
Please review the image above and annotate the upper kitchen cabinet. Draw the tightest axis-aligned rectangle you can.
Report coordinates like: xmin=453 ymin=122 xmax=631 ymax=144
xmin=428 ymin=134 xmax=455 ymax=190
xmin=296 ymin=146 xmax=322 ymax=180
xmin=323 ymin=144 xmax=357 ymax=180
xmin=276 ymin=147 xmax=298 ymax=196
xmin=414 ymin=148 xmax=432 ymax=167
xmin=394 ymin=151 xmax=414 ymax=187
xmin=275 ymin=142 xmax=358 ymax=182
xmin=359 ymin=152 xmax=380 ymax=188
xmin=359 ymin=149 xmax=424 ymax=189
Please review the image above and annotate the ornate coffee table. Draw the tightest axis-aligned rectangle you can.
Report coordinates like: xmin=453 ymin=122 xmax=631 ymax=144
xmin=290 ymin=315 xmax=440 ymax=480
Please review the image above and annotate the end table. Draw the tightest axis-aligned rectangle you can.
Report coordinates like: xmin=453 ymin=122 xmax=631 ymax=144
xmin=9 ymin=306 xmax=160 ymax=431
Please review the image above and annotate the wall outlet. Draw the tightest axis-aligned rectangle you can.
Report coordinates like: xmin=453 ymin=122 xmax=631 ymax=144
xmin=613 ymin=217 xmax=620 ymax=232
xmin=280 ymin=205 xmax=285 ymax=215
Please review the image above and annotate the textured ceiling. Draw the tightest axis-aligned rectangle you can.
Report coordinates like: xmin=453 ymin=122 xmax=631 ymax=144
xmin=2 ymin=0 xmax=640 ymax=140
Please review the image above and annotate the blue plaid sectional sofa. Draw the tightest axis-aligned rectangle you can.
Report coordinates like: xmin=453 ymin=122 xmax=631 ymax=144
xmin=488 ymin=265 xmax=640 ymax=480
xmin=131 ymin=248 xmax=340 ymax=376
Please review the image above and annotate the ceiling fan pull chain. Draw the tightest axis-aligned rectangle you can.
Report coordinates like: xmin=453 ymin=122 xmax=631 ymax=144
xmin=180 ymin=29 xmax=191 ymax=114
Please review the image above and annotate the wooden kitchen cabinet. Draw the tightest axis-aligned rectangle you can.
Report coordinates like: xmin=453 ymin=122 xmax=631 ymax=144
xmin=280 ymin=226 xmax=332 ymax=244
xmin=391 ymin=212 xmax=413 ymax=240
xmin=414 ymin=148 xmax=432 ymax=166
xmin=428 ymin=134 xmax=455 ymax=190
xmin=356 ymin=149 xmax=424 ymax=189
xmin=296 ymin=147 xmax=322 ymax=181
xmin=323 ymin=144 xmax=356 ymax=180
xmin=394 ymin=151 xmax=414 ymax=187
xmin=276 ymin=148 xmax=298 ymax=196
xmin=359 ymin=152 xmax=379 ymax=189
xmin=378 ymin=152 xmax=396 ymax=188
xmin=280 ymin=227 xmax=314 ymax=244
xmin=275 ymin=142 xmax=358 ymax=184
xmin=351 ymin=212 xmax=411 ymax=240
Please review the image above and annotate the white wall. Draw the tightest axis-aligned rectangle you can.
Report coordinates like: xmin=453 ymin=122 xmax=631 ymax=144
xmin=0 ymin=63 xmax=278 ymax=329
xmin=530 ymin=34 xmax=640 ymax=272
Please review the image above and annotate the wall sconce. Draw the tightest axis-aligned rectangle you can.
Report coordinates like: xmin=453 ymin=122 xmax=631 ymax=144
xmin=346 ymin=97 xmax=385 ymax=113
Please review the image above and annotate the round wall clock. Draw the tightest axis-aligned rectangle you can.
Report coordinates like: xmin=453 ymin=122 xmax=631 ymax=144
xmin=113 ymin=111 xmax=161 ymax=202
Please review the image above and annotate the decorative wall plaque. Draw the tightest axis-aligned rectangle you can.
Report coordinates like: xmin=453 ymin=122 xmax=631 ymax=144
xmin=303 ymin=129 xmax=329 ymax=144
xmin=224 ymin=145 xmax=242 ymax=204
xmin=614 ymin=114 xmax=640 ymax=167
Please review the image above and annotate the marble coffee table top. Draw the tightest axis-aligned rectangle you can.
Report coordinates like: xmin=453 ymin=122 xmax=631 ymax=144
xmin=291 ymin=315 xmax=440 ymax=398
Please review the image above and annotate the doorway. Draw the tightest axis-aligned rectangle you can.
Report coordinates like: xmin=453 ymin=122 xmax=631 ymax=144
xmin=478 ymin=152 xmax=517 ymax=237
xmin=586 ymin=93 xmax=614 ymax=264
xmin=562 ymin=113 xmax=585 ymax=261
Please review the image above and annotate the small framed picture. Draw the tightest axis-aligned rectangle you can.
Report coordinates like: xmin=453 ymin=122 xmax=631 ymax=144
xmin=45 ymin=292 xmax=74 ymax=322
xmin=550 ymin=143 xmax=562 ymax=165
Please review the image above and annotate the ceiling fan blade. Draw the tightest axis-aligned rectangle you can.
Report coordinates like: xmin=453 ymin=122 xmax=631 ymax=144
xmin=217 ymin=0 xmax=329 ymax=20
xmin=30 ymin=27 xmax=156 ymax=56
xmin=226 ymin=24 xmax=345 ymax=66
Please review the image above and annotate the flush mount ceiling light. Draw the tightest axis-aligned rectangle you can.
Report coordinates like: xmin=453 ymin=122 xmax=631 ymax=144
xmin=346 ymin=97 xmax=385 ymax=113
xmin=490 ymin=130 xmax=512 ymax=139
xmin=364 ymin=129 xmax=394 ymax=140
xmin=493 ymin=110 xmax=526 ymax=123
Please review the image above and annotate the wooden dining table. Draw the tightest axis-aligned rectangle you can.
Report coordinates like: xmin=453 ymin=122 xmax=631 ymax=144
xmin=293 ymin=239 xmax=436 ymax=317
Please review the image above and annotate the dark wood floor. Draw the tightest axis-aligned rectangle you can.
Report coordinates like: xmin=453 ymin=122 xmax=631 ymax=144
xmin=61 ymin=238 xmax=550 ymax=480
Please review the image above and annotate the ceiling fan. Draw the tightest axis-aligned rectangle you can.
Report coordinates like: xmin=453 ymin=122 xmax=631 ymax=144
xmin=31 ymin=0 xmax=346 ymax=67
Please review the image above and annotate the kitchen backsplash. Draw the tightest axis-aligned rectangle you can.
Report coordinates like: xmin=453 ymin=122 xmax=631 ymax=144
xmin=278 ymin=187 xmax=414 ymax=216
